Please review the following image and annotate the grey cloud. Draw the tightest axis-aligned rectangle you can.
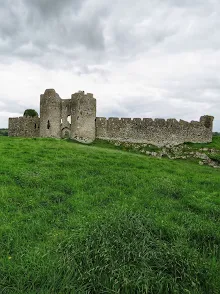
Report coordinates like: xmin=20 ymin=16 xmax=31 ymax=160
xmin=0 ymin=0 xmax=107 ymax=69
xmin=100 ymin=95 xmax=207 ymax=120
xmin=99 ymin=93 xmax=220 ymax=131
xmin=0 ymin=97 xmax=39 ymax=115
xmin=0 ymin=0 xmax=220 ymax=130
xmin=1 ymin=0 xmax=220 ymax=68
xmin=24 ymin=0 xmax=83 ymax=18
xmin=166 ymin=0 xmax=216 ymax=8
xmin=74 ymin=64 xmax=110 ymax=77
xmin=0 ymin=1 xmax=19 ymax=36
xmin=109 ymin=0 xmax=220 ymax=58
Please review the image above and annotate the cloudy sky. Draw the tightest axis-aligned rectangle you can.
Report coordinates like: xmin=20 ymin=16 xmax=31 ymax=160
xmin=0 ymin=0 xmax=219 ymax=130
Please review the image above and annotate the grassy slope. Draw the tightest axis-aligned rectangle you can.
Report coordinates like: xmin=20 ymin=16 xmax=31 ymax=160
xmin=185 ymin=136 xmax=220 ymax=162
xmin=0 ymin=137 xmax=220 ymax=293
xmin=92 ymin=135 xmax=220 ymax=151
xmin=185 ymin=135 xmax=220 ymax=150
xmin=91 ymin=136 xmax=220 ymax=164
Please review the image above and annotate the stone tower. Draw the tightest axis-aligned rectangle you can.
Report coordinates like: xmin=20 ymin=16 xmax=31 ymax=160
xmin=40 ymin=89 xmax=61 ymax=138
xmin=38 ymin=89 xmax=96 ymax=142
xmin=70 ymin=91 xmax=96 ymax=143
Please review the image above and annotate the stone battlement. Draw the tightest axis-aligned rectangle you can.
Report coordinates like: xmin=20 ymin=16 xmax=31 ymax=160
xmin=96 ymin=116 xmax=212 ymax=126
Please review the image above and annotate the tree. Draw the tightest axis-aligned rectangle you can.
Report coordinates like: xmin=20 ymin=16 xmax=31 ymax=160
xmin=23 ymin=109 xmax=38 ymax=117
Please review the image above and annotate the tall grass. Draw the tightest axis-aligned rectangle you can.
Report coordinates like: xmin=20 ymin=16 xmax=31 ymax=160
xmin=0 ymin=137 xmax=219 ymax=293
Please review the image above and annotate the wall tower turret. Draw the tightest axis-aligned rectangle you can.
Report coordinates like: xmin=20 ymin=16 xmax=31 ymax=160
xmin=40 ymin=89 xmax=61 ymax=138
xmin=70 ymin=91 xmax=96 ymax=143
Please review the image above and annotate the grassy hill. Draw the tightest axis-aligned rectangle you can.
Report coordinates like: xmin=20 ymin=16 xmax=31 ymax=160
xmin=0 ymin=136 xmax=219 ymax=293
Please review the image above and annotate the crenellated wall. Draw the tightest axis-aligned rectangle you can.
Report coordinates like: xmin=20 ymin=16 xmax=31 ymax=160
xmin=95 ymin=115 xmax=214 ymax=146
xmin=8 ymin=117 xmax=40 ymax=137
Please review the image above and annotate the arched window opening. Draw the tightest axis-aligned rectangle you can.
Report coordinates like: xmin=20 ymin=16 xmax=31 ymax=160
xmin=34 ymin=123 xmax=37 ymax=129
xmin=47 ymin=120 xmax=50 ymax=129
xmin=67 ymin=115 xmax=71 ymax=125
xmin=61 ymin=118 xmax=63 ymax=124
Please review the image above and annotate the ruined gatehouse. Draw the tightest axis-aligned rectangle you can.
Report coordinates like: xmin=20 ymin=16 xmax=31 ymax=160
xmin=8 ymin=89 xmax=214 ymax=146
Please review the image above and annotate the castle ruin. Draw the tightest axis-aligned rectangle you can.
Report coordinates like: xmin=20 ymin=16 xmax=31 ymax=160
xmin=8 ymin=89 xmax=214 ymax=146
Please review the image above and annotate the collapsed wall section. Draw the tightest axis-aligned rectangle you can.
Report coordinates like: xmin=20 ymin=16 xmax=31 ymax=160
xmin=8 ymin=117 xmax=40 ymax=137
xmin=95 ymin=115 xmax=214 ymax=146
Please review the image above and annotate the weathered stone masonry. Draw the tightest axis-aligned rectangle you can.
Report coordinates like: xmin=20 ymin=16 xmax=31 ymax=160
xmin=9 ymin=89 xmax=96 ymax=143
xmin=9 ymin=116 xmax=40 ymax=138
xmin=8 ymin=89 xmax=214 ymax=146
xmin=96 ymin=116 xmax=214 ymax=146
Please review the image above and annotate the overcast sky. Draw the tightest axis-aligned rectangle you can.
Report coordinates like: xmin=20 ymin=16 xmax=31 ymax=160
xmin=0 ymin=0 xmax=219 ymax=130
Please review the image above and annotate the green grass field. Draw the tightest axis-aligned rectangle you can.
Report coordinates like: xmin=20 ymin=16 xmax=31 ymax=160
xmin=0 ymin=136 xmax=220 ymax=293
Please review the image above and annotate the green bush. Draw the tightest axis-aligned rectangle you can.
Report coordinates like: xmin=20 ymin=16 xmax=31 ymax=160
xmin=23 ymin=109 xmax=38 ymax=117
xmin=0 ymin=129 xmax=8 ymax=136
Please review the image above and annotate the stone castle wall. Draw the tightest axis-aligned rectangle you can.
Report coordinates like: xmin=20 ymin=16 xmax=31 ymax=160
xmin=8 ymin=117 xmax=40 ymax=137
xmin=8 ymin=89 xmax=214 ymax=146
xmin=95 ymin=115 xmax=214 ymax=146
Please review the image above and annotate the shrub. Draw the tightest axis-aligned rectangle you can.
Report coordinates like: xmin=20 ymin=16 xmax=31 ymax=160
xmin=23 ymin=109 xmax=38 ymax=117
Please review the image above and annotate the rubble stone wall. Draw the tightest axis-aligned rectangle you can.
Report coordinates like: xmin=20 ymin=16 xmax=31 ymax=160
xmin=8 ymin=117 xmax=40 ymax=137
xmin=95 ymin=115 xmax=214 ymax=146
